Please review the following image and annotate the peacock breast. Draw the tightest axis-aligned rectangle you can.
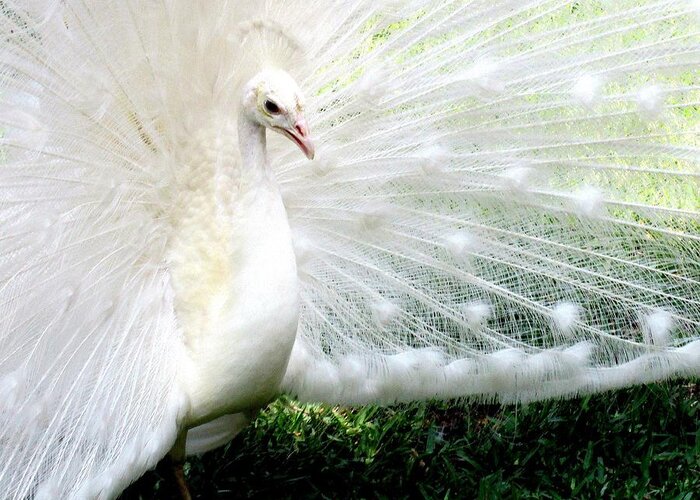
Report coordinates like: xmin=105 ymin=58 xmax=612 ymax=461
xmin=171 ymin=177 xmax=300 ymax=427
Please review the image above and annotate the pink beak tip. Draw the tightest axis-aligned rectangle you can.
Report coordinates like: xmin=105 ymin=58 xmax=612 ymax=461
xmin=291 ymin=118 xmax=314 ymax=160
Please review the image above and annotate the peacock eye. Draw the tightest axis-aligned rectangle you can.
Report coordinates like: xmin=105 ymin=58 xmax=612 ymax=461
xmin=264 ymin=100 xmax=280 ymax=114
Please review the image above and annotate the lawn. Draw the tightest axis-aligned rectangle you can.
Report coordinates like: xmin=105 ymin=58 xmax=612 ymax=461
xmin=123 ymin=381 xmax=698 ymax=498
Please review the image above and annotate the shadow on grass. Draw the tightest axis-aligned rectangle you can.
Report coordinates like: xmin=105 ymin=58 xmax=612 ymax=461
xmin=122 ymin=381 xmax=698 ymax=499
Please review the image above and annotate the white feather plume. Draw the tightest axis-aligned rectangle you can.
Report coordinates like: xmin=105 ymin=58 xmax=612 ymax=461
xmin=0 ymin=0 xmax=698 ymax=498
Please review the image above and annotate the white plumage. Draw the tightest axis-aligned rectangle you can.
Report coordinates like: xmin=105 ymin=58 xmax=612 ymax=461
xmin=0 ymin=0 xmax=698 ymax=498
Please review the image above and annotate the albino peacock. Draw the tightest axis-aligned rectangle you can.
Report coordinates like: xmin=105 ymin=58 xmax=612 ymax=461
xmin=0 ymin=0 xmax=698 ymax=498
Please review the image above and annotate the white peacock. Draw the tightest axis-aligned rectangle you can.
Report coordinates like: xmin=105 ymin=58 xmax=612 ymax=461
xmin=0 ymin=1 xmax=698 ymax=498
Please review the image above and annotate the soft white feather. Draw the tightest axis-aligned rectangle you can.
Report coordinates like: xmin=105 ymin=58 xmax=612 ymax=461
xmin=279 ymin=0 xmax=700 ymax=406
xmin=0 ymin=1 xmax=698 ymax=498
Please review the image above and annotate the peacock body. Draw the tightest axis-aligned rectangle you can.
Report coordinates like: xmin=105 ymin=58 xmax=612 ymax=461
xmin=0 ymin=0 xmax=698 ymax=498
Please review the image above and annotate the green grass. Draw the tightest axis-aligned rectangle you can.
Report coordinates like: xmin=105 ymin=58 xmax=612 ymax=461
xmin=122 ymin=381 xmax=698 ymax=499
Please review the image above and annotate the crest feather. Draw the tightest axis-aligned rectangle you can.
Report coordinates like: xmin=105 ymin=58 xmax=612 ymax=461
xmin=232 ymin=18 xmax=308 ymax=83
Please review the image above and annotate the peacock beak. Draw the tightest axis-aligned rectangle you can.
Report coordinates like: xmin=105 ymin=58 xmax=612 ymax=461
xmin=279 ymin=117 xmax=315 ymax=160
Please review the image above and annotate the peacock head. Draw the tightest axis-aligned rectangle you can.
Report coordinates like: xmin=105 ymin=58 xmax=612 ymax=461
xmin=242 ymin=68 xmax=315 ymax=159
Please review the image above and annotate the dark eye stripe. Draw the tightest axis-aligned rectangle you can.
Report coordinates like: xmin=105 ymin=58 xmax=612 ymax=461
xmin=264 ymin=100 xmax=280 ymax=114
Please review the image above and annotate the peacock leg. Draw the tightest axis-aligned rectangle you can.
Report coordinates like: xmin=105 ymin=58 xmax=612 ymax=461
xmin=166 ymin=431 xmax=191 ymax=500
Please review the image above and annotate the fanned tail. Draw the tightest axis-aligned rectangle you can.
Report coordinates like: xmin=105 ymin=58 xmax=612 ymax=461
xmin=0 ymin=2 xmax=192 ymax=497
xmin=279 ymin=0 xmax=700 ymax=404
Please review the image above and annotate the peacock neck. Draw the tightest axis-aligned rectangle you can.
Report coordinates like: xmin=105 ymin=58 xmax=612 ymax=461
xmin=237 ymin=114 xmax=269 ymax=188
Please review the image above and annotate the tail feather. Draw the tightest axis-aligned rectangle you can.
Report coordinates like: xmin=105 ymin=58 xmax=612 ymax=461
xmin=0 ymin=2 xmax=191 ymax=497
xmin=279 ymin=0 xmax=700 ymax=404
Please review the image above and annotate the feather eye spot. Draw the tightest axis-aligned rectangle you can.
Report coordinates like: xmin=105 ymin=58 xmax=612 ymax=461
xmin=417 ymin=143 xmax=449 ymax=176
xmin=572 ymin=74 xmax=604 ymax=107
xmin=487 ymin=349 xmax=525 ymax=389
xmin=60 ymin=285 xmax=77 ymax=301
xmin=356 ymin=204 xmax=393 ymax=232
xmin=292 ymin=233 xmax=316 ymax=277
xmin=371 ymin=299 xmax=400 ymax=327
xmin=571 ymin=186 xmax=605 ymax=218
xmin=0 ymin=370 xmax=23 ymax=410
xmin=23 ymin=397 xmax=49 ymax=435
xmin=309 ymin=156 xmax=336 ymax=177
xmin=641 ymin=309 xmax=675 ymax=347
xmin=636 ymin=84 xmax=664 ymax=120
xmin=28 ymin=213 xmax=59 ymax=245
xmin=462 ymin=301 xmax=492 ymax=329
xmin=355 ymin=63 xmax=393 ymax=106
xmin=551 ymin=302 xmax=582 ymax=336
xmin=562 ymin=342 xmax=595 ymax=370
xmin=97 ymin=299 xmax=117 ymax=323
xmin=459 ymin=58 xmax=505 ymax=95
xmin=501 ymin=165 xmax=534 ymax=191
xmin=444 ymin=231 xmax=476 ymax=260
xmin=35 ymin=478 xmax=61 ymax=500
